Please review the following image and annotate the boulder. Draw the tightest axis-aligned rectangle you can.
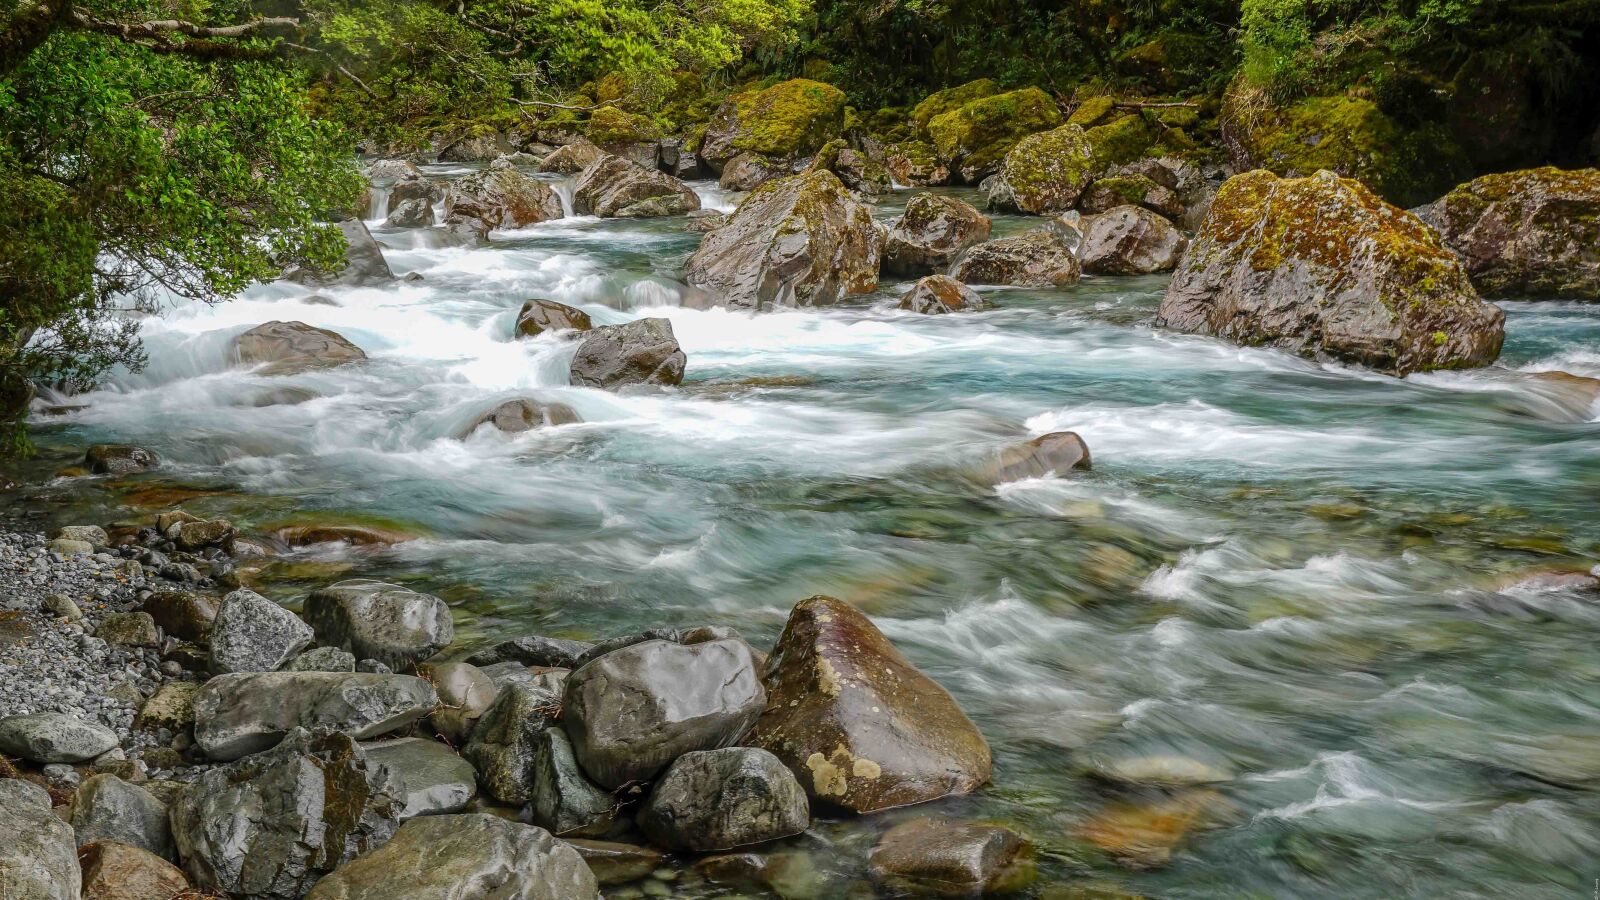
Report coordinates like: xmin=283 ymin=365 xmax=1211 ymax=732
xmin=1080 ymin=173 xmax=1184 ymax=219
xmin=465 ymin=635 xmax=594 ymax=669
xmin=362 ymin=737 xmax=477 ymax=818
xmin=170 ymin=729 xmax=403 ymax=900
xmin=234 ymin=321 xmax=367 ymax=376
xmin=286 ymin=646 xmax=357 ymax=672
xmin=383 ymin=198 xmax=433 ymax=228
xmin=1156 ymin=169 xmax=1505 ymax=375
xmin=440 ymin=132 xmax=514 ymax=162
xmin=868 ymin=818 xmax=1035 ymax=897
xmin=96 ymin=611 xmax=159 ymax=648
xmin=444 ymin=168 xmax=563 ymax=230
xmin=745 ymin=595 xmax=992 ymax=813
xmin=141 ymin=592 xmax=217 ymax=643
xmin=70 ymin=774 xmax=173 ymax=859
xmin=699 ymin=79 xmax=848 ymax=172
xmin=85 ymin=444 xmax=157 ymax=475
xmin=927 ymin=88 xmax=1062 ymax=183
xmin=209 ymin=588 xmax=315 ymax=674
xmin=54 ymin=524 xmax=108 ymax=546
xmin=304 ymin=579 xmax=454 ymax=671
xmin=984 ymin=432 xmax=1092 ymax=483
xmin=460 ymin=396 xmax=582 ymax=435
xmin=564 ymin=839 xmax=663 ymax=886
xmin=462 ymin=682 xmax=562 ymax=804
xmin=1079 ymin=206 xmax=1187 ymax=275
xmin=418 ymin=661 xmax=498 ymax=743
xmin=289 ymin=219 xmax=394 ymax=287
xmin=389 ymin=175 xmax=445 ymax=206
xmin=684 ymin=169 xmax=880 ymax=309
xmin=719 ymin=151 xmax=793 ymax=191
xmin=0 ymin=712 xmax=118 ymax=763
xmin=527 ymin=726 xmax=617 ymax=837
xmin=0 ymin=778 xmax=80 ymax=900
xmin=983 ymin=124 xmax=1096 ymax=214
xmin=515 ymin=298 xmax=592 ymax=337
xmin=911 ymin=79 xmax=1001 ymax=140
xmin=135 ymin=682 xmax=200 ymax=732
xmin=174 ymin=517 xmax=233 ymax=550
xmin=563 ymin=637 xmax=766 ymax=789
xmin=883 ymin=193 xmax=992 ymax=276
xmin=572 ymin=154 xmax=700 ymax=218
xmin=812 ymin=140 xmax=891 ymax=195
xmin=568 ymin=318 xmax=686 ymax=389
xmin=365 ymin=159 xmax=422 ymax=180
xmin=885 ymin=140 xmax=951 ymax=186
xmin=899 ymin=275 xmax=992 ymax=315
xmin=1415 ymin=166 xmax=1600 ymax=300
xmin=948 ymin=229 xmax=1081 ymax=288
xmin=639 ymin=748 xmax=809 ymax=851
xmin=79 ymin=840 xmax=191 ymax=900
xmin=192 ymin=671 xmax=438 ymax=761
xmin=302 ymin=814 xmax=597 ymax=900
xmin=539 ymin=139 xmax=603 ymax=174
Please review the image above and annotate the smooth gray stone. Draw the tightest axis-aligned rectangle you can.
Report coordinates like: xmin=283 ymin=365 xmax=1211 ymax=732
xmin=418 ymin=661 xmax=498 ymax=744
xmin=0 ymin=712 xmax=118 ymax=763
xmin=192 ymin=671 xmax=439 ymax=761
xmin=568 ymin=319 xmax=685 ymax=390
xmin=362 ymin=737 xmax=477 ymax=819
xmin=0 ymin=778 xmax=80 ymax=900
xmin=304 ymin=579 xmax=454 ymax=671
xmin=639 ymin=747 xmax=809 ymax=851
xmin=527 ymin=726 xmax=616 ymax=837
xmin=209 ymin=588 xmax=314 ymax=674
xmin=71 ymin=773 xmax=174 ymax=859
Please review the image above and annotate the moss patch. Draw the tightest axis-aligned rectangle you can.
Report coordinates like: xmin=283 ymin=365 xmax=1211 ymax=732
xmin=585 ymin=106 xmax=661 ymax=145
xmin=928 ymin=87 xmax=1062 ymax=181
xmin=911 ymin=79 xmax=1001 ymax=138
xmin=728 ymin=78 xmax=848 ymax=159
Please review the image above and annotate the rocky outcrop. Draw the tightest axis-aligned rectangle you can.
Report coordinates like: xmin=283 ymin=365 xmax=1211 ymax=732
xmin=304 ymin=579 xmax=454 ymax=671
xmin=684 ymin=169 xmax=880 ymax=308
xmin=79 ymin=841 xmax=192 ymax=900
xmin=361 ymin=737 xmax=477 ymax=818
xmin=868 ymin=818 xmax=1035 ymax=896
xmin=0 ymin=779 xmax=80 ymax=900
xmin=927 ymin=88 xmax=1062 ymax=183
xmin=563 ymin=637 xmax=766 ymax=789
xmin=192 ymin=671 xmax=438 ymax=761
xmin=460 ymin=398 xmax=581 ymax=436
xmin=984 ymin=432 xmax=1092 ymax=483
xmin=209 ymin=588 xmax=315 ymax=674
xmin=171 ymin=730 xmax=404 ymax=900
xmin=70 ymin=774 xmax=173 ymax=859
xmin=745 ymin=595 xmax=992 ymax=813
xmin=383 ymin=198 xmax=433 ymax=228
xmin=462 ymin=682 xmax=562 ymax=804
xmin=0 ymin=711 xmax=118 ymax=762
xmin=1156 ymin=169 xmax=1505 ymax=375
xmin=515 ymin=298 xmax=592 ymax=337
xmin=568 ymin=318 xmax=686 ymax=389
xmin=84 ymin=444 xmax=157 ymax=475
xmin=883 ymin=193 xmax=992 ymax=276
xmin=639 ymin=748 xmax=809 ymax=851
xmin=234 ymin=321 xmax=367 ymax=376
xmin=698 ymin=79 xmax=847 ymax=172
xmin=290 ymin=219 xmax=395 ymax=287
xmin=1079 ymin=206 xmax=1187 ymax=275
xmin=538 ymin=139 xmax=603 ymax=174
xmin=899 ymin=275 xmax=992 ymax=315
xmin=444 ymin=167 xmax=563 ymax=233
xmin=302 ymin=814 xmax=597 ymax=900
xmin=572 ymin=155 xmax=700 ymax=218
xmin=1415 ymin=166 xmax=1600 ymax=300
xmin=948 ymin=229 xmax=1081 ymax=288
xmin=983 ymin=124 xmax=1096 ymax=214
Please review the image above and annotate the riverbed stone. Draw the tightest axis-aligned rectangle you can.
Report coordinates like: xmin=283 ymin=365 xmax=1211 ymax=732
xmin=639 ymin=747 xmax=809 ymax=851
xmin=209 ymin=588 xmax=315 ymax=674
xmin=286 ymin=645 xmax=358 ymax=672
xmin=983 ymin=123 xmax=1097 ymax=214
xmin=135 ymin=682 xmax=200 ymax=732
xmin=539 ymin=139 xmax=603 ymax=174
xmin=868 ymin=818 xmax=1035 ymax=897
xmin=886 ymin=140 xmax=951 ymax=186
xmin=96 ymin=611 xmax=159 ymax=648
xmin=419 ymin=660 xmax=498 ymax=744
xmin=563 ymin=637 xmax=767 ymax=789
xmin=390 ymin=175 xmax=445 ymax=206
xmin=85 ymin=444 xmax=158 ymax=475
xmin=466 ymin=634 xmax=594 ymax=669
xmin=291 ymin=218 xmax=394 ymax=287
xmin=883 ymin=193 xmax=992 ymax=276
xmin=0 ymin=711 xmax=119 ymax=763
xmin=928 ymin=87 xmax=1062 ymax=183
xmin=54 ymin=524 xmax=108 ymax=547
xmin=141 ymin=590 xmax=217 ymax=642
xmin=528 ymin=725 xmax=617 ymax=837
xmin=304 ymin=579 xmax=454 ymax=670
xmin=445 ymin=167 xmax=563 ymax=229
xmin=170 ymin=729 xmax=404 ymax=900
xmin=515 ymin=298 xmax=593 ymax=337
xmin=462 ymin=682 xmax=563 ymax=804
xmin=949 ymin=229 xmax=1081 ymax=288
xmin=79 ymin=840 xmax=191 ymax=900
xmin=0 ymin=778 xmax=80 ymax=900
xmin=684 ymin=168 xmax=880 ymax=309
xmin=1079 ymin=206 xmax=1187 ymax=275
xmin=460 ymin=398 xmax=582 ymax=436
xmin=746 ymin=595 xmax=992 ymax=813
xmin=568 ymin=318 xmax=686 ymax=389
xmin=70 ymin=774 xmax=173 ymax=859
xmin=384 ymin=197 xmax=433 ymax=228
xmin=302 ymin=814 xmax=598 ymax=900
xmin=235 ymin=321 xmax=368 ymax=376
xmin=1156 ymin=169 xmax=1505 ymax=375
xmin=899 ymin=275 xmax=992 ymax=315
xmin=573 ymin=154 xmax=700 ymax=218
xmin=565 ymin=838 xmax=664 ymax=885
xmin=984 ymin=432 xmax=1092 ymax=483
xmin=720 ymin=150 xmax=794 ymax=191
xmin=192 ymin=671 xmax=439 ymax=761
xmin=362 ymin=736 xmax=477 ymax=818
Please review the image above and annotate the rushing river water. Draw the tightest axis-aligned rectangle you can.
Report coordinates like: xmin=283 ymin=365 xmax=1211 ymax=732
xmin=7 ymin=164 xmax=1600 ymax=898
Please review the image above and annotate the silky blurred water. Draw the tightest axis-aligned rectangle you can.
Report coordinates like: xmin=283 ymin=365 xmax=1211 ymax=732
xmin=9 ymin=165 xmax=1600 ymax=898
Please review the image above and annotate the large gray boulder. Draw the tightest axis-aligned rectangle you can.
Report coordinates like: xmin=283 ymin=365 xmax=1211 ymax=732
xmin=71 ymin=774 xmax=174 ymax=859
xmin=684 ymin=169 xmax=880 ymax=309
xmin=563 ymin=637 xmax=766 ymax=789
xmin=639 ymin=748 xmax=809 ymax=851
xmin=209 ymin=588 xmax=315 ymax=674
xmin=303 ymin=814 xmax=598 ymax=900
xmin=362 ymin=737 xmax=477 ymax=819
xmin=444 ymin=168 xmax=563 ymax=230
xmin=1078 ymin=205 xmax=1187 ymax=275
xmin=384 ymin=197 xmax=433 ymax=228
xmin=170 ymin=730 xmax=404 ymax=900
xmin=0 ymin=712 xmax=118 ymax=763
xmin=462 ymin=682 xmax=562 ymax=804
xmin=234 ymin=321 xmax=367 ymax=376
xmin=192 ymin=671 xmax=438 ymax=761
xmin=538 ymin=139 xmax=603 ymax=174
xmin=568 ymin=318 xmax=686 ymax=390
xmin=883 ymin=193 xmax=992 ymax=276
xmin=290 ymin=219 xmax=394 ymax=287
xmin=1157 ymin=169 xmax=1505 ymax=375
xmin=0 ymin=778 xmax=79 ymax=900
xmin=572 ymin=154 xmax=700 ymax=218
xmin=527 ymin=726 xmax=616 ymax=837
xmin=948 ymin=229 xmax=1081 ymax=288
xmin=304 ymin=579 xmax=454 ymax=671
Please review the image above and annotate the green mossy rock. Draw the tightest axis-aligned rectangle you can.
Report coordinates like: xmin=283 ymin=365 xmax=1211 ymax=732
xmin=1084 ymin=114 xmax=1156 ymax=169
xmin=928 ymin=87 xmax=1062 ymax=183
xmin=699 ymin=78 xmax=848 ymax=169
xmin=984 ymin=124 xmax=1096 ymax=214
xmin=885 ymin=140 xmax=949 ymax=186
xmin=585 ymin=106 xmax=660 ymax=145
xmin=1068 ymin=96 xmax=1117 ymax=128
xmin=910 ymin=78 xmax=1001 ymax=139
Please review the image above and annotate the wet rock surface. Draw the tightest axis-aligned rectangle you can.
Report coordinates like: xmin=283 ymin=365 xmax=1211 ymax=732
xmin=949 ymin=229 xmax=1082 ymax=288
xmin=192 ymin=671 xmax=438 ymax=761
xmin=868 ymin=818 xmax=1035 ymax=897
xmin=515 ymin=298 xmax=593 ymax=337
xmin=234 ymin=321 xmax=368 ymax=376
xmin=361 ymin=736 xmax=477 ymax=818
xmin=573 ymin=154 xmax=700 ymax=218
xmin=639 ymin=747 xmax=810 ymax=851
xmin=899 ymin=275 xmax=993 ymax=314
xmin=883 ymin=193 xmax=992 ymax=276
xmin=568 ymin=318 xmax=687 ymax=389
xmin=304 ymin=579 xmax=454 ymax=671
xmin=0 ymin=778 xmax=80 ymax=900
xmin=208 ymin=587 xmax=315 ymax=674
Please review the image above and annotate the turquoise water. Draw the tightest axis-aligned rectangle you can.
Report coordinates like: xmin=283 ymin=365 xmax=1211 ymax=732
xmin=9 ymin=167 xmax=1600 ymax=898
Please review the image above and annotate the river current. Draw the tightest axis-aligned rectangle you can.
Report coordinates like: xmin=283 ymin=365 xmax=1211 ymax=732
xmin=10 ymin=164 xmax=1600 ymax=898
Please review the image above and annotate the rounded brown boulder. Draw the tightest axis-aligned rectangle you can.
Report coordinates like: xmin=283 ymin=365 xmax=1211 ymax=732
xmin=744 ymin=595 xmax=992 ymax=814
xmin=514 ymin=299 xmax=592 ymax=338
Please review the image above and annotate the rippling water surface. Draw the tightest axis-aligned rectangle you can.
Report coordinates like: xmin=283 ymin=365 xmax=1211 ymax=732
xmin=10 ymin=165 xmax=1600 ymax=898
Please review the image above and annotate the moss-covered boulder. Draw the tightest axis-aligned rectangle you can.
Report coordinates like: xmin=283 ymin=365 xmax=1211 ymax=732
xmin=1080 ymin=173 xmax=1184 ymax=219
xmin=1415 ymin=167 xmax=1600 ymax=301
xmin=910 ymin=79 xmax=1000 ymax=139
xmin=810 ymin=139 xmax=891 ymax=195
xmin=1116 ymin=32 xmax=1226 ymax=92
xmin=698 ymin=79 xmax=848 ymax=172
xmin=1084 ymin=114 xmax=1156 ymax=169
xmin=1156 ymin=169 xmax=1505 ymax=375
xmin=585 ymin=106 xmax=660 ymax=145
xmin=685 ymin=169 xmax=879 ymax=308
xmin=928 ymin=87 xmax=1062 ymax=183
xmin=982 ymin=124 xmax=1096 ymax=214
xmin=884 ymin=141 xmax=950 ymax=186
xmin=1220 ymin=79 xmax=1470 ymax=208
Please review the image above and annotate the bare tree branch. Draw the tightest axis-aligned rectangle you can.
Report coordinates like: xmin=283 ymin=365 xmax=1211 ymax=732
xmin=67 ymin=9 xmax=301 ymax=41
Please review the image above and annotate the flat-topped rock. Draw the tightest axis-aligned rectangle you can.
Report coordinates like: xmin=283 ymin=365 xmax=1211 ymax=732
xmin=192 ymin=671 xmax=438 ymax=761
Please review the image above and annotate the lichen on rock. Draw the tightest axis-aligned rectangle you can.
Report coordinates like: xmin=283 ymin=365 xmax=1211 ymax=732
xmin=927 ymin=87 xmax=1062 ymax=183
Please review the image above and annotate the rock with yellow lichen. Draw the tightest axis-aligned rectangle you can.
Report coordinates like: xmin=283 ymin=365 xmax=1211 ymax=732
xmin=927 ymin=87 xmax=1062 ymax=183
xmin=744 ymin=595 xmax=992 ymax=814
xmin=698 ymin=78 xmax=848 ymax=173
xmin=1156 ymin=169 xmax=1505 ymax=376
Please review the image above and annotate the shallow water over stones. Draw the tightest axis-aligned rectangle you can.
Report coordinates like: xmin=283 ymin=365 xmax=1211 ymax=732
xmin=5 ymin=163 xmax=1600 ymax=898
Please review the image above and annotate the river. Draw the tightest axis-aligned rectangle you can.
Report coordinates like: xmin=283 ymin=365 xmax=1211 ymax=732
xmin=10 ymin=163 xmax=1600 ymax=898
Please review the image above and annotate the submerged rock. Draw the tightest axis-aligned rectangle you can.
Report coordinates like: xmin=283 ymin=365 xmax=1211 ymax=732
xmin=568 ymin=318 xmax=686 ymax=389
xmin=192 ymin=671 xmax=438 ymax=761
xmin=1078 ymin=789 xmax=1223 ymax=868
xmin=868 ymin=818 xmax=1035 ymax=897
xmin=572 ymin=154 xmax=700 ymax=218
xmin=234 ymin=321 xmax=367 ymax=376
xmin=883 ymin=193 xmax=992 ymax=276
xmin=1078 ymin=206 xmax=1187 ymax=275
xmin=0 ymin=711 xmax=118 ymax=763
xmin=948 ymin=229 xmax=1081 ymax=288
xmin=304 ymin=579 xmax=454 ymax=671
xmin=209 ymin=588 xmax=315 ymax=674
xmin=639 ymin=747 xmax=810 ymax=851
xmin=85 ymin=444 xmax=158 ymax=475
xmin=0 ymin=778 xmax=79 ymax=900
xmin=899 ymin=275 xmax=992 ymax=314
xmin=565 ymin=838 xmax=664 ymax=885
xmin=684 ymin=169 xmax=880 ymax=309
xmin=515 ymin=298 xmax=592 ymax=337
xmin=747 ymin=595 xmax=992 ymax=813
xmin=1156 ymin=169 xmax=1505 ymax=375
